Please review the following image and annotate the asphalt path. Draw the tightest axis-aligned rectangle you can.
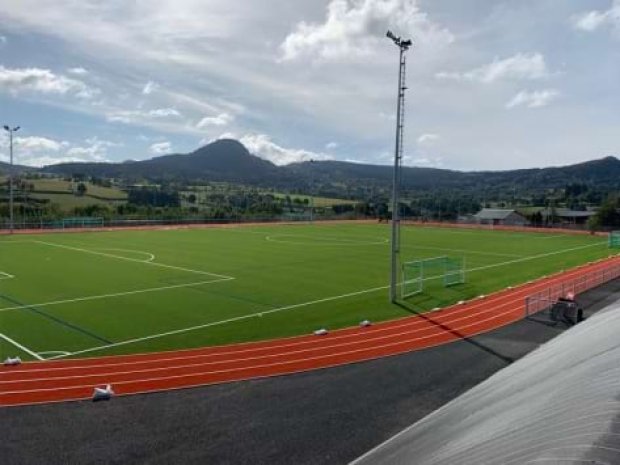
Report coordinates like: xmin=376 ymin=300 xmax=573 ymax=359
xmin=3 ymin=280 xmax=619 ymax=465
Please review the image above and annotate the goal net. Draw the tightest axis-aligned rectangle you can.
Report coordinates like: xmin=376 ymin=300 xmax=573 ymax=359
xmin=62 ymin=217 xmax=105 ymax=229
xmin=609 ymin=231 xmax=620 ymax=249
xmin=401 ymin=256 xmax=465 ymax=299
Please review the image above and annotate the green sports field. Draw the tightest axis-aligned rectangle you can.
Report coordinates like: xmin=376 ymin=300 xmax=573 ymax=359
xmin=0 ymin=223 xmax=612 ymax=361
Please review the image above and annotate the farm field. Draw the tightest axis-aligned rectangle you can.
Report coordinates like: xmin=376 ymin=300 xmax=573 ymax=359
xmin=0 ymin=223 xmax=613 ymax=362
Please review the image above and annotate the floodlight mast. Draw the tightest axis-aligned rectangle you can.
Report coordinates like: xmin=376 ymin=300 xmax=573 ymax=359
xmin=386 ymin=31 xmax=412 ymax=303
xmin=3 ymin=125 xmax=20 ymax=234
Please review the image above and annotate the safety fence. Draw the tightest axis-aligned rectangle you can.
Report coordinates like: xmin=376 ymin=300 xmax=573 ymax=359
xmin=524 ymin=260 xmax=620 ymax=318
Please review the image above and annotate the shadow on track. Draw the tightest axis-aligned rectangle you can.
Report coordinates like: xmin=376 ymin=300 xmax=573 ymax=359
xmin=395 ymin=300 xmax=515 ymax=365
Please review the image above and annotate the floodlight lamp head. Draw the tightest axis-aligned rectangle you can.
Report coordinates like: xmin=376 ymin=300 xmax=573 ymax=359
xmin=3 ymin=125 xmax=9 ymax=132
xmin=14 ymin=126 xmax=20 ymax=132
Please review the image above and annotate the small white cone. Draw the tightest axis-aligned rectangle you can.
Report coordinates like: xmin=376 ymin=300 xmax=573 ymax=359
xmin=3 ymin=356 xmax=21 ymax=366
xmin=313 ymin=328 xmax=328 ymax=336
xmin=359 ymin=320 xmax=372 ymax=327
xmin=93 ymin=384 xmax=114 ymax=401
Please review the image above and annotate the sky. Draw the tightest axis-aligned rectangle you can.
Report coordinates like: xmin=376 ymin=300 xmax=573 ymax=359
xmin=0 ymin=0 xmax=618 ymax=171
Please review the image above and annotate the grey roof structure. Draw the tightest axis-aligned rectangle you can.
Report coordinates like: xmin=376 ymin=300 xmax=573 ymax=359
xmin=541 ymin=208 xmax=596 ymax=218
xmin=473 ymin=208 xmax=519 ymax=220
xmin=351 ymin=298 xmax=620 ymax=465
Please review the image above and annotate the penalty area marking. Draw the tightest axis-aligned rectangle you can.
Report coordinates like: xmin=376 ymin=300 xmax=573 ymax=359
xmin=94 ymin=248 xmax=155 ymax=262
xmin=0 ymin=332 xmax=44 ymax=360
xmin=33 ymin=240 xmax=232 ymax=279
xmin=49 ymin=241 xmax=609 ymax=360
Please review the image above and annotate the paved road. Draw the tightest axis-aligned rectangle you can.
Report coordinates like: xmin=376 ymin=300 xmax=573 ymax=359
xmin=3 ymin=280 xmax=619 ymax=465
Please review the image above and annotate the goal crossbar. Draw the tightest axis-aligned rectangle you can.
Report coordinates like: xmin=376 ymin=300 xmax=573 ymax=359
xmin=401 ymin=255 xmax=465 ymax=299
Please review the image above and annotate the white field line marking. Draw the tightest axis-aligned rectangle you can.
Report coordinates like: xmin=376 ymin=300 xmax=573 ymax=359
xmin=6 ymin=254 xmax=609 ymax=376
xmin=399 ymin=244 xmax=520 ymax=258
xmin=266 ymin=235 xmax=388 ymax=246
xmin=37 ymin=351 xmax=71 ymax=357
xmin=0 ymin=277 xmax=233 ymax=314
xmin=33 ymin=240 xmax=233 ymax=279
xmin=0 ymin=271 xmax=15 ymax=280
xmin=0 ymin=333 xmax=44 ymax=360
xmin=0 ymin=288 xmax=563 ymax=383
xmin=96 ymin=248 xmax=155 ymax=262
xmin=0 ymin=299 xmax=556 ymax=394
xmin=3 ymin=260 xmax=600 ymax=375
xmin=48 ymin=241 xmax=608 ymax=359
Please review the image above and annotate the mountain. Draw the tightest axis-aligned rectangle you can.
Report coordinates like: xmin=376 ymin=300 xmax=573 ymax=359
xmin=33 ymin=140 xmax=620 ymax=194
xmin=0 ymin=161 xmax=34 ymax=175
xmin=42 ymin=139 xmax=281 ymax=183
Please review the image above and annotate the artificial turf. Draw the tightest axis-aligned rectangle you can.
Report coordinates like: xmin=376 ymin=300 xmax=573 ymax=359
xmin=0 ymin=223 xmax=613 ymax=360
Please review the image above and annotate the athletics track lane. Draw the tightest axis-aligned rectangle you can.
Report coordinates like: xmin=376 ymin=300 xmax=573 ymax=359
xmin=1 ymin=256 xmax=619 ymax=406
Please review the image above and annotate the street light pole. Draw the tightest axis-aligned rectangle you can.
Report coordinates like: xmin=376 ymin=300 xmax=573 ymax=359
xmin=386 ymin=31 xmax=412 ymax=303
xmin=3 ymin=125 xmax=20 ymax=234
xmin=309 ymin=159 xmax=314 ymax=224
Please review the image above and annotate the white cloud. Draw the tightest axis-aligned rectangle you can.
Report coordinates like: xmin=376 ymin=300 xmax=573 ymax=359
xmin=196 ymin=113 xmax=234 ymax=129
xmin=0 ymin=66 xmax=98 ymax=99
xmin=436 ymin=53 xmax=550 ymax=83
xmin=280 ymin=0 xmax=453 ymax=61
xmin=148 ymin=108 xmax=180 ymax=117
xmin=224 ymin=133 xmax=333 ymax=165
xmin=142 ymin=80 xmax=159 ymax=95
xmin=150 ymin=141 xmax=172 ymax=155
xmin=417 ymin=133 xmax=439 ymax=144
xmin=572 ymin=1 xmax=620 ymax=33
xmin=14 ymin=136 xmax=68 ymax=152
xmin=67 ymin=67 xmax=88 ymax=75
xmin=107 ymin=108 xmax=181 ymax=123
xmin=506 ymin=89 xmax=560 ymax=109
xmin=0 ymin=135 xmax=115 ymax=166
xmin=325 ymin=141 xmax=339 ymax=150
xmin=0 ymin=35 xmax=6 ymax=45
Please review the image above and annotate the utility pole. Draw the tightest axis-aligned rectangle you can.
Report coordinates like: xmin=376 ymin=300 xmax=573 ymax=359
xmin=386 ymin=31 xmax=412 ymax=303
xmin=3 ymin=125 xmax=20 ymax=234
xmin=309 ymin=159 xmax=314 ymax=224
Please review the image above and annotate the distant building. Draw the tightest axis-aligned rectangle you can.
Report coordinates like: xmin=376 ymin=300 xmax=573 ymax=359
xmin=541 ymin=208 xmax=596 ymax=225
xmin=474 ymin=208 xmax=529 ymax=226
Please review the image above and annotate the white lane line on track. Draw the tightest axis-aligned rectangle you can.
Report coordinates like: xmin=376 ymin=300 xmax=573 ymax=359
xmin=44 ymin=241 xmax=610 ymax=360
xmin=2 ymin=257 xmax=610 ymax=378
xmin=0 ymin=293 xmax=542 ymax=384
xmin=0 ymin=277 xmax=233 ymax=314
xmin=33 ymin=240 xmax=233 ymax=279
xmin=0 ymin=300 xmax=544 ymax=395
xmin=0 ymin=333 xmax=44 ymax=360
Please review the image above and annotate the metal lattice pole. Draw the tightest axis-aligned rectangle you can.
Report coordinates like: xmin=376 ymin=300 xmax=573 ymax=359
xmin=3 ymin=125 xmax=20 ymax=234
xmin=387 ymin=31 xmax=412 ymax=302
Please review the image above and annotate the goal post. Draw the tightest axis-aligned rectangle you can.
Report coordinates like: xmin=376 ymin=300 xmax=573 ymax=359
xmin=401 ymin=256 xmax=465 ymax=299
xmin=609 ymin=231 xmax=620 ymax=249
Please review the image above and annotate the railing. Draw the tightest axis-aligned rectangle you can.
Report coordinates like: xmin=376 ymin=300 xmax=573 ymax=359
xmin=525 ymin=262 xmax=620 ymax=317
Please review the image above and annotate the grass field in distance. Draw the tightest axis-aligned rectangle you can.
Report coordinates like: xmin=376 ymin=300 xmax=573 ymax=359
xmin=0 ymin=223 xmax=613 ymax=361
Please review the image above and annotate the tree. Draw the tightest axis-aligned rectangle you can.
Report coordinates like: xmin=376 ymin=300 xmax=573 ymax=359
xmin=188 ymin=194 xmax=197 ymax=204
xmin=76 ymin=182 xmax=87 ymax=196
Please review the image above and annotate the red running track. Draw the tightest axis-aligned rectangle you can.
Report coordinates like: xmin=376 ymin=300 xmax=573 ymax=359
xmin=2 ymin=256 xmax=619 ymax=407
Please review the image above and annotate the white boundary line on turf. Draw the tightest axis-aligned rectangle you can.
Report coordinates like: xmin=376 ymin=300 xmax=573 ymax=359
xmin=0 ymin=333 xmax=44 ymax=360
xmin=95 ymin=248 xmax=155 ymax=262
xmin=0 ymin=277 xmax=234 ymax=313
xmin=37 ymin=350 xmax=71 ymax=357
xmin=0 ymin=271 xmax=15 ymax=280
xmin=47 ymin=241 xmax=608 ymax=360
xmin=399 ymin=244 xmax=520 ymax=258
xmin=33 ymin=240 xmax=233 ymax=279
